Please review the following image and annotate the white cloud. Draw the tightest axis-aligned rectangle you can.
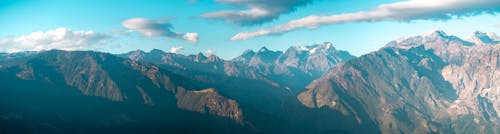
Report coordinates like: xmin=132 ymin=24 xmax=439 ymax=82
xmin=170 ymin=46 xmax=184 ymax=53
xmin=204 ymin=49 xmax=215 ymax=55
xmin=121 ymin=18 xmax=199 ymax=43
xmin=0 ymin=27 xmax=111 ymax=53
xmin=182 ymin=32 xmax=199 ymax=43
xmin=201 ymin=0 xmax=312 ymax=26
xmin=231 ymin=0 xmax=500 ymax=40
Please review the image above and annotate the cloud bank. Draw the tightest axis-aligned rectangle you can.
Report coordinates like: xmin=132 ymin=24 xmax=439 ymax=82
xmin=170 ymin=46 xmax=184 ymax=53
xmin=231 ymin=0 xmax=500 ymax=40
xmin=201 ymin=0 xmax=312 ymax=26
xmin=0 ymin=27 xmax=111 ymax=53
xmin=122 ymin=18 xmax=199 ymax=43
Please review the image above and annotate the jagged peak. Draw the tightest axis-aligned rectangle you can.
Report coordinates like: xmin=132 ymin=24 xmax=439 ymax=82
xmin=232 ymin=49 xmax=256 ymax=62
xmin=207 ymin=54 xmax=222 ymax=62
xmin=319 ymin=42 xmax=337 ymax=52
xmin=187 ymin=52 xmax=207 ymax=62
xmin=290 ymin=42 xmax=337 ymax=54
xmin=255 ymin=47 xmax=282 ymax=55
xmin=323 ymin=42 xmax=334 ymax=49
xmin=242 ymin=49 xmax=256 ymax=55
xmin=385 ymin=30 xmax=476 ymax=48
xmin=258 ymin=46 xmax=270 ymax=53
xmin=236 ymin=49 xmax=256 ymax=58
xmin=126 ymin=49 xmax=146 ymax=61
xmin=423 ymin=30 xmax=447 ymax=38
xmin=196 ymin=52 xmax=206 ymax=57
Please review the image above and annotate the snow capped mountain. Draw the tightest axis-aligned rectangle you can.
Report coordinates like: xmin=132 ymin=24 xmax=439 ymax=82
xmin=301 ymin=42 xmax=333 ymax=52
xmin=292 ymin=42 xmax=335 ymax=54
xmin=232 ymin=42 xmax=355 ymax=78
xmin=277 ymin=42 xmax=355 ymax=77
xmin=385 ymin=30 xmax=474 ymax=48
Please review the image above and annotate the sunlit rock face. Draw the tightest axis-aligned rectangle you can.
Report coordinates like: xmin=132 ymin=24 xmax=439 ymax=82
xmin=300 ymin=31 xmax=500 ymax=133
xmin=176 ymin=88 xmax=243 ymax=122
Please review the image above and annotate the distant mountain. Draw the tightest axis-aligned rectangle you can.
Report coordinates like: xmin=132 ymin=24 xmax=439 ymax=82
xmin=234 ymin=42 xmax=354 ymax=77
xmin=233 ymin=42 xmax=355 ymax=92
xmin=276 ymin=42 xmax=355 ymax=77
xmin=119 ymin=42 xmax=355 ymax=94
xmin=299 ymin=31 xmax=500 ymax=133
xmin=0 ymin=51 xmax=38 ymax=61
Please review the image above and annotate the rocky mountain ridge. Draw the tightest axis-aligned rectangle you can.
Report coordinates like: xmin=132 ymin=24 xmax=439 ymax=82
xmin=119 ymin=42 xmax=355 ymax=93
xmin=299 ymin=30 xmax=500 ymax=133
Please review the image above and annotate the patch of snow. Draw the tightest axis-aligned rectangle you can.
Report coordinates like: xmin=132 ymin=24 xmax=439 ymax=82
xmin=309 ymin=47 xmax=319 ymax=54
xmin=296 ymin=46 xmax=310 ymax=51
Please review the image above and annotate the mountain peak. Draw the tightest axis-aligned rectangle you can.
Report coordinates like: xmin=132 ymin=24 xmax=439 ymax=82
xmin=386 ymin=30 xmax=474 ymax=48
xmin=423 ymin=30 xmax=447 ymax=38
xmin=319 ymin=42 xmax=337 ymax=52
xmin=323 ymin=42 xmax=333 ymax=48
xmin=233 ymin=49 xmax=256 ymax=63
xmin=194 ymin=52 xmax=207 ymax=61
xmin=149 ymin=49 xmax=166 ymax=54
xmin=127 ymin=49 xmax=146 ymax=61
xmin=292 ymin=42 xmax=337 ymax=54
xmin=258 ymin=46 xmax=270 ymax=53
xmin=206 ymin=55 xmax=222 ymax=62
xmin=242 ymin=49 xmax=256 ymax=55
xmin=196 ymin=52 xmax=206 ymax=57
xmin=133 ymin=49 xmax=145 ymax=54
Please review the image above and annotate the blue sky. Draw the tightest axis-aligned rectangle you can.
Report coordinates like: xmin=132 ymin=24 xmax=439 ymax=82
xmin=0 ymin=0 xmax=499 ymax=59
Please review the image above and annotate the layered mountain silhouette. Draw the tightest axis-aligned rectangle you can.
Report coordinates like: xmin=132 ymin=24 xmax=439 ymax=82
xmin=119 ymin=42 xmax=354 ymax=94
xmin=1 ymin=31 xmax=500 ymax=134
xmin=0 ymin=43 xmax=359 ymax=134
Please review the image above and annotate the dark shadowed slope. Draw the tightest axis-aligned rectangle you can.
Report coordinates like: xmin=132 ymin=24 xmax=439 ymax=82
xmin=0 ymin=50 xmax=252 ymax=134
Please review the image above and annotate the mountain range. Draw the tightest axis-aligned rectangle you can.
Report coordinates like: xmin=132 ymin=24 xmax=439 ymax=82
xmin=1 ymin=31 xmax=499 ymax=134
